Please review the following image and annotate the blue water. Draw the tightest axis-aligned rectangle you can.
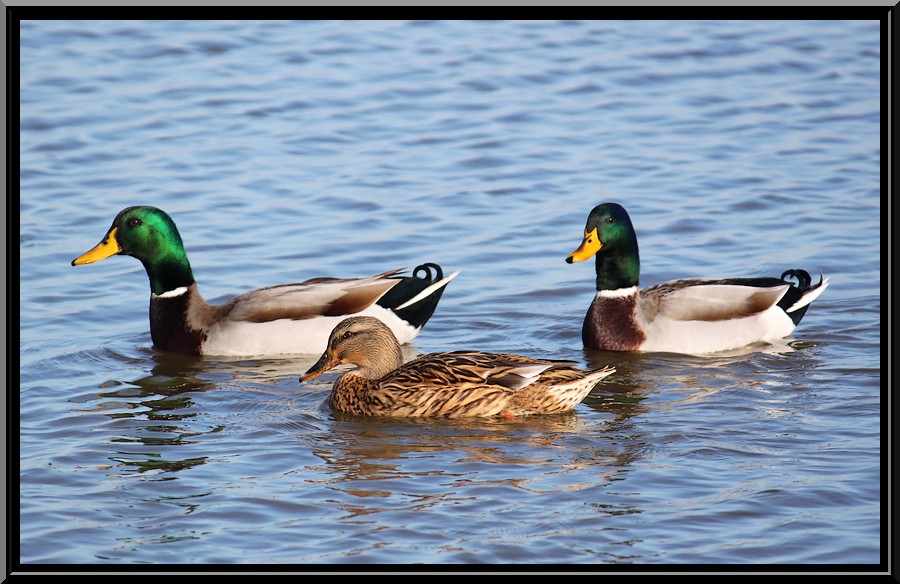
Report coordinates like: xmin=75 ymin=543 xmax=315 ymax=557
xmin=18 ymin=20 xmax=881 ymax=568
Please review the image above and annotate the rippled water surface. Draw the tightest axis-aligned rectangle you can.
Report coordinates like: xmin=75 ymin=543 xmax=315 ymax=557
xmin=18 ymin=20 xmax=882 ymax=568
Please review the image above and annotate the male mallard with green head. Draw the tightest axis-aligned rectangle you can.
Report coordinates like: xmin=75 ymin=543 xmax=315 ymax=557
xmin=301 ymin=316 xmax=615 ymax=418
xmin=72 ymin=206 xmax=457 ymax=356
xmin=566 ymin=202 xmax=829 ymax=354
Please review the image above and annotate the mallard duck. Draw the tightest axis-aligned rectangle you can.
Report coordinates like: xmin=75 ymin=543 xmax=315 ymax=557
xmin=565 ymin=202 xmax=829 ymax=354
xmin=71 ymin=206 xmax=458 ymax=357
xmin=300 ymin=316 xmax=615 ymax=418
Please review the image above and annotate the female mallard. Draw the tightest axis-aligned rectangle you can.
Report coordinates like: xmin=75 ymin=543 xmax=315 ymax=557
xmin=300 ymin=316 xmax=615 ymax=418
xmin=71 ymin=206 xmax=458 ymax=357
xmin=565 ymin=202 xmax=829 ymax=354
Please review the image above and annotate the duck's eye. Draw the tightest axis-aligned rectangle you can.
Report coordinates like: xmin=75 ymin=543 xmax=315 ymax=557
xmin=128 ymin=217 xmax=142 ymax=228
xmin=341 ymin=330 xmax=354 ymax=340
xmin=607 ymin=216 xmax=614 ymax=224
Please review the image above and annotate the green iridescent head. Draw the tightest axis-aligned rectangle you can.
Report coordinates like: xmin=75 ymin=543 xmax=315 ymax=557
xmin=565 ymin=202 xmax=641 ymax=290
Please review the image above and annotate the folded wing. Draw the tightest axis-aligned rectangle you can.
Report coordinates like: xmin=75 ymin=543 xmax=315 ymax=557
xmin=644 ymin=279 xmax=789 ymax=322
xmin=221 ymin=269 xmax=405 ymax=323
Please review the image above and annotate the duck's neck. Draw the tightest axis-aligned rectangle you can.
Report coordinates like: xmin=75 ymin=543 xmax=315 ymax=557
xmin=332 ymin=345 xmax=403 ymax=416
xmin=594 ymin=249 xmax=640 ymax=292
xmin=141 ymin=254 xmax=196 ymax=297
xmin=350 ymin=341 xmax=405 ymax=380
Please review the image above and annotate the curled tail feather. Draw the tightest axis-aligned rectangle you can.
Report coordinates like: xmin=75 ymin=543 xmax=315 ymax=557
xmin=779 ymin=269 xmax=829 ymax=325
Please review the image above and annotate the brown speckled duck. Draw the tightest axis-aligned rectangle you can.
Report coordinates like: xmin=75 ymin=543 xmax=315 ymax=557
xmin=71 ymin=206 xmax=457 ymax=356
xmin=566 ymin=202 xmax=829 ymax=354
xmin=300 ymin=316 xmax=615 ymax=418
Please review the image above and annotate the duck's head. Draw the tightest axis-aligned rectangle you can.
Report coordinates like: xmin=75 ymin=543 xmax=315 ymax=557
xmin=72 ymin=206 xmax=194 ymax=295
xmin=566 ymin=202 xmax=640 ymax=289
xmin=565 ymin=202 xmax=638 ymax=263
xmin=300 ymin=316 xmax=404 ymax=382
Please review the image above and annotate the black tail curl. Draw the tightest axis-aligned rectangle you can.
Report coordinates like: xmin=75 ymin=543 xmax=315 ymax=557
xmin=778 ymin=268 xmax=827 ymax=326
xmin=412 ymin=262 xmax=443 ymax=283
xmin=376 ymin=262 xmax=452 ymax=330
xmin=781 ymin=268 xmax=812 ymax=290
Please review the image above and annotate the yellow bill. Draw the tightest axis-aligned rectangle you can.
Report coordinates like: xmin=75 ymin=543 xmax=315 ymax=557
xmin=72 ymin=227 xmax=121 ymax=266
xmin=565 ymin=227 xmax=602 ymax=263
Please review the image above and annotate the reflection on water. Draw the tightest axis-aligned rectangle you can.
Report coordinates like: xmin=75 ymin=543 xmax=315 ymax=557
xmin=303 ymin=413 xmax=648 ymax=530
xmin=110 ymin=454 xmax=209 ymax=475
xmin=309 ymin=402 xmax=648 ymax=489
